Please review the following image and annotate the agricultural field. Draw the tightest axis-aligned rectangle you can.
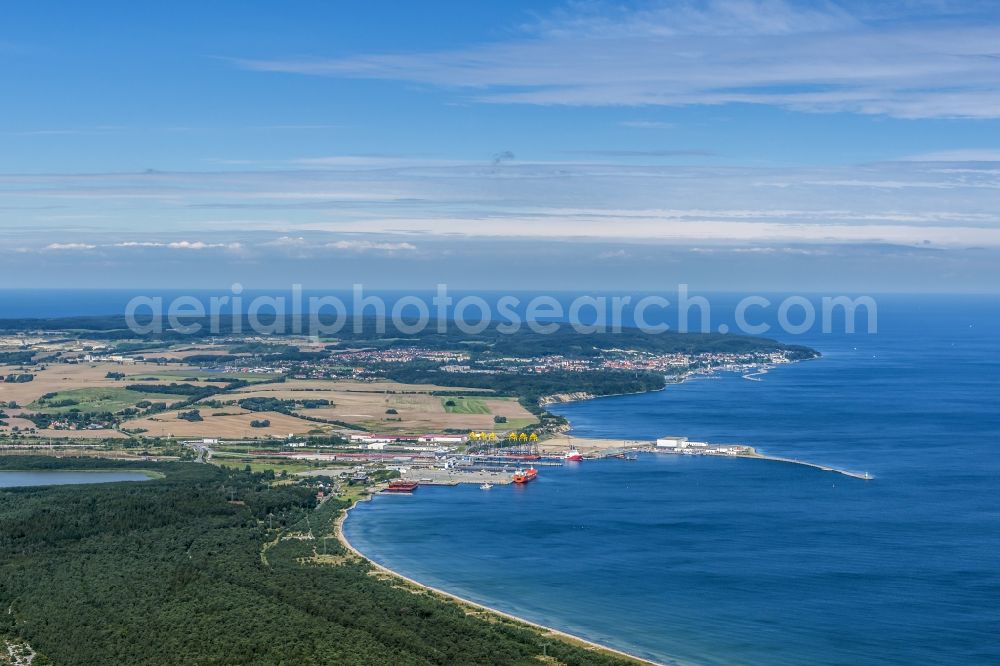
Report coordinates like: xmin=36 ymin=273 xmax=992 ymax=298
xmin=120 ymin=409 xmax=325 ymax=439
xmin=213 ymin=379 xmax=535 ymax=433
xmin=0 ymin=361 xmax=255 ymax=407
xmin=307 ymin=393 xmax=534 ymax=433
xmin=2 ymin=364 xmax=536 ymax=439
xmin=25 ymin=387 xmax=181 ymax=414
xmin=442 ymin=397 xmax=490 ymax=414
xmin=0 ymin=363 xmax=120 ymax=406
xmin=126 ymin=371 xmax=279 ymax=383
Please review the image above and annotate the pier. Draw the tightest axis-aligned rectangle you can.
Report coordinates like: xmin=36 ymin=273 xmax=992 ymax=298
xmin=647 ymin=435 xmax=873 ymax=480
xmin=649 ymin=446 xmax=872 ymax=480
xmin=742 ymin=450 xmax=873 ymax=480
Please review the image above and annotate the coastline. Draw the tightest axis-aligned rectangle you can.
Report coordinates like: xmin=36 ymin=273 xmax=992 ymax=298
xmin=540 ymin=355 xmax=873 ymax=479
xmin=333 ymin=353 xmax=844 ymax=666
xmin=537 ymin=358 xmax=807 ymax=410
xmin=335 ymin=499 xmax=662 ymax=666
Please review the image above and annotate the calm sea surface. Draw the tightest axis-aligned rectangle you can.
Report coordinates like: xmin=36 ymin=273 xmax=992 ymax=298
xmin=344 ymin=296 xmax=1000 ymax=665
xmin=0 ymin=471 xmax=152 ymax=488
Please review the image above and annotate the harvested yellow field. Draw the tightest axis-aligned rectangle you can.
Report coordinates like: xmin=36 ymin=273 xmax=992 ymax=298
xmin=0 ymin=363 xmax=127 ymax=405
xmin=121 ymin=410 xmax=325 ymax=439
xmin=35 ymin=427 xmax=129 ymax=440
xmin=199 ymin=379 xmax=535 ymax=434
xmin=303 ymin=393 xmax=534 ymax=433
xmin=1 ymin=369 xmax=533 ymax=439
xmin=209 ymin=379 xmax=534 ymax=433
xmin=0 ymin=361 xmax=230 ymax=406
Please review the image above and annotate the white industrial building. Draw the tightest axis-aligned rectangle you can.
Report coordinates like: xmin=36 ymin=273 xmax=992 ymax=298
xmin=656 ymin=436 xmax=710 ymax=450
xmin=417 ymin=434 xmax=465 ymax=444
xmin=349 ymin=433 xmax=399 ymax=445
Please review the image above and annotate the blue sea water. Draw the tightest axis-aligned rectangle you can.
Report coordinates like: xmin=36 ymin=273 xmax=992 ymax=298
xmin=344 ymin=296 xmax=1000 ymax=665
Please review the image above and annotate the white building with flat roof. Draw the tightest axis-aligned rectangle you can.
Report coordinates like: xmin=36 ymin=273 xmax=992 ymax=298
xmin=656 ymin=436 xmax=688 ymax=448
xmin=417 ymin=434 xmax=466 ymax=444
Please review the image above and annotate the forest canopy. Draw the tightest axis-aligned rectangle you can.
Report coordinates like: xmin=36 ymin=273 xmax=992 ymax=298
xmin=0 ymin=457 xmax=631 ymax=666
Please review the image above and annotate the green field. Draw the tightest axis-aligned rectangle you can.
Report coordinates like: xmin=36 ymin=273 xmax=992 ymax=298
xmin=503 ymin=417 xmax=538 ymax=430
xmin=442 ymin=396 xmax=490 ymax=414
xmin=210 ymin=457 xmax=316 ymax=475
xmin=27 ymin=387 xmax=181 ymax=414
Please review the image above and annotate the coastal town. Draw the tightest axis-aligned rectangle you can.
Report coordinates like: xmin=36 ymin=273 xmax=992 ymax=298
xmin=0 ymin=325 xmax=866 ymax=491
xmin=3 ymin=334 xmax=803 ymax=381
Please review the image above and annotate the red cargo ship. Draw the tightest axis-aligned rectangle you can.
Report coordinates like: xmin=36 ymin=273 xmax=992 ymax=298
xmin=512 ymin=468 xmax=538 ymax=484
xmin=384 ymin=480 xmax=419 ymax=493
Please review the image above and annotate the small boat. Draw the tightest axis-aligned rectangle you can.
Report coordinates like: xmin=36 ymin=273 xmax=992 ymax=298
xmin=624 ymin=454 xmax=639 ymax=461
xmin=564 ymin=448 xmax=583 ymax=462
xmin=480 ymin=482 xmax=493 ymax=490
xmin=512 ymin=467 xmax=538 ymax=484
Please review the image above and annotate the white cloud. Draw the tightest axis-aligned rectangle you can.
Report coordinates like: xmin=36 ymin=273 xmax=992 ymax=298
xmin=900 ymin=149 xmax=1000 ymax=162
xmin=235 ymin=1 xmax=1000 ymax=119
xmin=108 ymin=240 xmax=242 ymax=250
xmin=166 ymin=240 xmax=242 ymax=250
xmin=43 ymin=242 xmax=97 ymax=251
xmin=4 ymin=157 xmax=1000 ymax=254
xmin=325 ymin=240 xmax=417 ymax=252
xmin=262 ymin=236 xmax=308 ymax=246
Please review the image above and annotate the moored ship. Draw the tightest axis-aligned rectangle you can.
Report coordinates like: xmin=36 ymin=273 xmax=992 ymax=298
xmin=384 ymin=480 xmax=419 ymax=493
xmin=503 ymin=453 xmax=541 ymax=461
xmin=564 ymin=448 xmax=583 ymax=462
xmin=512 ymin=468 xmax=538 ymax=484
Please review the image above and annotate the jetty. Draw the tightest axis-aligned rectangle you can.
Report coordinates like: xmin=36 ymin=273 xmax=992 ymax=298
xmin=743 ymin=450 xmax=873 ymax=480
xmin=649 ymin=436 xmax=872 ymax=480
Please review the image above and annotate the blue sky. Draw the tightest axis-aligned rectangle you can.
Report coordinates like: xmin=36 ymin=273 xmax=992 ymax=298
xmin=3 ymin=0 xmax=1000 ymax=291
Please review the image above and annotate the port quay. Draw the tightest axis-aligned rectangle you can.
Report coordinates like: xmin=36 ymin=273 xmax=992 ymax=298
xmin=280 ymin=433 xmax=873 ymax=492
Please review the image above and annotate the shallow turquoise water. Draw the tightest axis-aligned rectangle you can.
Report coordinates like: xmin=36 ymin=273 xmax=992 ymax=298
xmin=344 ymin=297 xmax=1000 ymax=665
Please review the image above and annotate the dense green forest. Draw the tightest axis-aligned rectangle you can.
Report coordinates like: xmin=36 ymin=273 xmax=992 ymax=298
xmin=0 ymin=457 xmax=633 ymax=666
